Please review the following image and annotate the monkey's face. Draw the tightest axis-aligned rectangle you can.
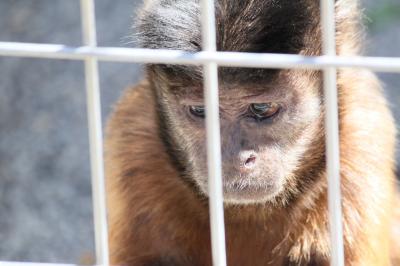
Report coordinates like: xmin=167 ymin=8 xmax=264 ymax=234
xmin=156 ymin=70 xmax=322 ymax=204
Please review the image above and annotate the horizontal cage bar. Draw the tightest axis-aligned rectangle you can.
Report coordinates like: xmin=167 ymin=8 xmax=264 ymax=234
xmin=0 ymin=263 xmax=81 ymax=266
xmin=0 ymin=42 xmax=399 ymax=72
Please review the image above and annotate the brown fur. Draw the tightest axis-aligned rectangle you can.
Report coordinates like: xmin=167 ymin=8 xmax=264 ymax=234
xmin=106 ymin=0 xmax=399 ymax=264
xmin=105 ymin=68 xmax=399 ymax=265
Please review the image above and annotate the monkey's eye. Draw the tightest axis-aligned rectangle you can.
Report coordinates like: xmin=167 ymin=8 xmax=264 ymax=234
xmin=249 ymin=103 xmax=280 ymax=121
xmin=189 ymin=106 xmax=205 ymax=118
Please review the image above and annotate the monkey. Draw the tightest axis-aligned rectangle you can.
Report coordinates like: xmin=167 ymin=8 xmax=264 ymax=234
xmin=105 ymin=0 xmax=400 ymax=265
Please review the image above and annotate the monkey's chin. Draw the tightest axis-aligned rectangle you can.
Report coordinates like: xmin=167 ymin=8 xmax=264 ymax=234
xmin=197 ymin=178 xmax=283 ymax=205
xmin=196 ymin=176 xmax=284 ymax=205
xmin=222 ymin=182 xmax=283 ymax=205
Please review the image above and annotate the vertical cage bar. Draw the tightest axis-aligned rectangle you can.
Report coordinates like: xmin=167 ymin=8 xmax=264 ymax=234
xmin=320 ymin=1 xmax=345 ymax=266
xmin=80 ymin=0 xmax=109 ymax=265
xmin=200 ymin=0 xmax=227 ymax=266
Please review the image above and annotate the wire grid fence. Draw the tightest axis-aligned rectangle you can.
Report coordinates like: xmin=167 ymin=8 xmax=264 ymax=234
xmin=1 ymin=0 xmax=400 ymax=266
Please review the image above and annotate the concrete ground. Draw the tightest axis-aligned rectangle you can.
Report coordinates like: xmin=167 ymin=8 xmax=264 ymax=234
xmin=0 ymin=0 xmax=398 ymax=263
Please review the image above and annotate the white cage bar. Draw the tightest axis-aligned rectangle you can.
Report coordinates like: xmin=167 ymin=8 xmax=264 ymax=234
xmin=1 ymin=42 xmax=400 ymax=72
xmin=0 ymin=0 xmax=399 ymax=265
xmin=200 ymin=0 xmax=227 ymax=265
xmin=80 ymin=0 xmax=110 ymax=265
xmin=320 ymin=0 xmax=345 ymax=265
xmin=0 ymin=263 xmax=76 ymax=266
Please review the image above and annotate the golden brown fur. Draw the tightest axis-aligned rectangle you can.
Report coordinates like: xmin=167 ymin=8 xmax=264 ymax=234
xmin=106 ymin=0 xmax=399 ymax=264
xmin=105 ymin=68 xmax=399 ymax=265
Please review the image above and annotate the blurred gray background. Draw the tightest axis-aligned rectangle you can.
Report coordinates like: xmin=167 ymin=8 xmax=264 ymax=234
xmin=0 ymin=0 xmax=398 ymax=264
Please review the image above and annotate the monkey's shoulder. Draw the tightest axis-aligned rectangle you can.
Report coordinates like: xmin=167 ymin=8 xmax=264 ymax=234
xmin=106 ymin=81 xmax=159 ymax=144
xmin=109 ymin=81 xmax=156 ymax=124
xmin=105 ymin=80 xmax=172 ymax=187
xmin=339 ymin=69 xmax=396 ymax=167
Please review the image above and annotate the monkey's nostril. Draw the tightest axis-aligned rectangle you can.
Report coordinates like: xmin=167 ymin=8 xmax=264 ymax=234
xmin=244 ymin=155 xmax=256 ymax=167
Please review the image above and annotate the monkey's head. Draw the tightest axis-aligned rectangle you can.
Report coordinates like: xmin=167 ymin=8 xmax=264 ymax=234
xmin=136 ymin=0 xmax=360 ymax=204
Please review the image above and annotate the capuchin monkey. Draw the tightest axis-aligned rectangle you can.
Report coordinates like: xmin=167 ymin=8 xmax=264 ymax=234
xmin=105 ymin=0 xmax=400 ymax=265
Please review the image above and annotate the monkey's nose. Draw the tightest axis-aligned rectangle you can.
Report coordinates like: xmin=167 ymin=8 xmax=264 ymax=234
xmin=244 ymin=155 xmax=257 ymax=167
xmin=239 ymin=152 xmax=257 ymax=172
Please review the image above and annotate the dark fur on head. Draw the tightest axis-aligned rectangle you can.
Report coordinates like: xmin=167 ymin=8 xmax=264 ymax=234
xmin=135 ymin=0 xmax=361 ymax=84
xmin=137 ymin=0 xmax=320 ymax=53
